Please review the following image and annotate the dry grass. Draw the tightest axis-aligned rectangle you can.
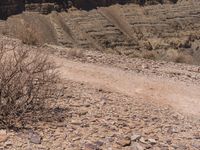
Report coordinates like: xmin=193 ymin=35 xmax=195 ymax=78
xmin=159 ymin=48 xmax=193 ymax=64
xmin=0 ymin=43 xmax=59 ymax=129
xmin=174 ymin=53 xmax=192 ymax=64
xmin=19 ymin=24 xmax=39 ymax=45
xmin=67 ymin=49 xmax=84 ymax=58
xmin=141 ymin=50 xmax=157 ymax=60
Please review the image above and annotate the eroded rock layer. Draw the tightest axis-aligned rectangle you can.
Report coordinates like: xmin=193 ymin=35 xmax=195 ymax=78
xmin=0 ymin=0 xmax=24 ymax=19
xmin=0 ymin=1 xmax=200 ymax=64
xmin=0 ymin=0 xmax=178 ymax=19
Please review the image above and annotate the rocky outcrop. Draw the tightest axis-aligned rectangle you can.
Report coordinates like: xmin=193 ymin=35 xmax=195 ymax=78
xmin=0 ymin=0 xmax=24 ymax=19
xmin=0 ymin=0 xmax=67 ymax=19
xmin=0 ymin=0 xmax=178 ymax=19
xmin=25 ymin=0 xmax=67 ymax=14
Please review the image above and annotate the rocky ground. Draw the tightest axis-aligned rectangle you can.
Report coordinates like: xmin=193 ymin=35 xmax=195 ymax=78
xmin=0 ymin=37 xmax=200 ymax=150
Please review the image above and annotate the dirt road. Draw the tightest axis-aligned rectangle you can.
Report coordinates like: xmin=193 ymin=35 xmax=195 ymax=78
xmin=54 ymin=57 xmax=200 ymax=117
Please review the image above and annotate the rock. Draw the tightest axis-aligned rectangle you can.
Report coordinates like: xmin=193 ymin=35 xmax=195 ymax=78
xmin=71 ymin=120 xmax=82 ymax=125
xmin=94 ymin=141 xmax=104 ymax=147
xmin=72 ymin=137 xmax=81 ymax=141
xmin=85 ymin=143 xmax=99 ymax=150
xmin=0 ymin=0 xmax=24 ymax=19
xmin=4 ymin=141 xmax=12 ymax=146
xmin=141 ymin=64 xmax=149 ymax=69
xmin=0 ymin=0 xmax=68 ymax=19
xmin=78 ymin=110 xmax=88 ymax=116
xmin=148 ymin=138 xmax=157 ymax=145
xmin=116 ymin=137 xmax=131 ymax=147
xmin=0 ymin=130 xmax=7 ymax=135
xmin=167 ymin=127 xmax=178 ymax=134
xmin=131 ymin=134 xmax=141 ymax=141
xmin=139 ymin=137 xmax=147 ymax=144
xmin=132 ymin=142 xmax=144 ymax=150
xmin=194 ymin=133 xmax=200 ymax=139
xmin=0 ymin=130 xmax=8 ymax=143
xmin=29 ymin=131 xmax=42 ymax=144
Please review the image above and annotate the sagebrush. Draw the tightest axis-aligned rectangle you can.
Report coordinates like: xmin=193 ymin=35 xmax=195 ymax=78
xmin=0 ymin=44 xmax=59 ymax=128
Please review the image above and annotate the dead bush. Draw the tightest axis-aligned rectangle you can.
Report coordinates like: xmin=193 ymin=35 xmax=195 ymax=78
xmin=174 ymin=53 xmax=193 ymax=64
xmin=67 ymin=49 xmax=84 ymax=58
xmin=17 ymin=24 xmax=39 ymax=45
xmin=0 ymin=44 xmax=59 ymax=129
xmin=141 ymin=50 xmax=157 ymax=60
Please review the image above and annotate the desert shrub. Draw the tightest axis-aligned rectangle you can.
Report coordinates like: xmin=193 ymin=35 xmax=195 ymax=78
xmin=159 ymin=48 xmax=193 ymax=64
xmin=174 ymin=53 xmax=192 ymax=64
xmin=67 ymin=49 xmax=84 ymax=58
xmin=0 ymin=44 xmax=59 ymax=128
xmin=141 ymin=50 xmax=157 ymax=60
xmin=20 ymin=26 xmax=38 ymax=45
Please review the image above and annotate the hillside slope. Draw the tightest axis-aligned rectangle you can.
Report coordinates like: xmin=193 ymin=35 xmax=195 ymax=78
xmin=1 ymin=2 xmax=200 ymax=64
xmin=0 ymin=36 xmax=200 ymax=150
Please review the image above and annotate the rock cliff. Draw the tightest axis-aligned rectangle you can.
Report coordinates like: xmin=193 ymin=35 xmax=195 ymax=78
xmin=0 ymin=0 xmax=24 ymax=19
xmin=0 ymin=0 xmax=178 ymax=19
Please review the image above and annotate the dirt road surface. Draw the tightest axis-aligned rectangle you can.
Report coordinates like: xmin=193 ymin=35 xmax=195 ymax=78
xmin=54 ymin=57 xmax=200 ymax=117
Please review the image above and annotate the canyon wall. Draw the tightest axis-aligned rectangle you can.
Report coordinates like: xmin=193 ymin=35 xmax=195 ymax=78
xmin=0 ymin=0 xmax=66 ymax=19
xmin=0 ymin=0 xmax=24 ymax=19
xmin=0 ymin=0 xmax=178 ymax=19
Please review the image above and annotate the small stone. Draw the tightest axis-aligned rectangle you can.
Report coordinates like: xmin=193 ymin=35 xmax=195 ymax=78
xmin=132 ymin=142 xmax=144 ymax=150
xmin=194 ymin=133 xmax=200 ymax=139
xmin=139 ymin=137 xmax=147 ymax=144
xmin=29 ymin=132 xmax=42 ymax=144
xmin=84 ymin=104 xmax=91 ymax=107
xmin=71 ymin=120 xmax=82 ymax=125
xmin=94 ymin=141 xmax=104 ymax=147
xmin=142 ymin=64 xmax=149 ymax=69
xmin=85 ymin=143 xmax=99 ymax=150
xmin=148 ymin=138 xmax=157 ymax=145
xmin=78 ymin=110 xmax=88 ymax=116
xmin=5 ymin=141 xmax=12 ymax=146
xmin=166 ymin=139 xmax=172 ymax=145
xmin=167 ymin=127 xmax=178 ymax=134
xmin=131 ymin=134 xmax=141 ymax=141
xmin=72 ymin=137 xmax=81 ymax=141
xmin=116 ymin=137 xmax=131 ymax=147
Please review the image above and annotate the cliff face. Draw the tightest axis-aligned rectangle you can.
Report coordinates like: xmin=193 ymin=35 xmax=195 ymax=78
xmin=25 ymin=0 xmax=67 ymax=14
xmin=0 ymin=0 xmax=178 ymax=19
xmin=0 ymin=0 xmax=66 ymax=19
xmin=0 ymin=0 xmax=24 ymax=19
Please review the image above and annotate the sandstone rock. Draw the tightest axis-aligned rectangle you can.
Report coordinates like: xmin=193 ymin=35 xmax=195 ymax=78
xmin=116 ymin=137 xmax=131 ymax=147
